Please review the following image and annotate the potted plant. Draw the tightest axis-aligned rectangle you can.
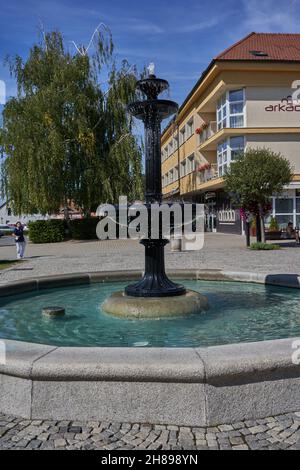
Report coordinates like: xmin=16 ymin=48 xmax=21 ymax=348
xmin=269 ymin=216 xmax=279 ymax=232
xmin=266 ymin=216 xmax=282 ymax=241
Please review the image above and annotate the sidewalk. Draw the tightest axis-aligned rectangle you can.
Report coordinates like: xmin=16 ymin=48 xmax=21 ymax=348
xmin=0 ymin=233 xmax=299 ymax=284
xmin=0 ymin=411 xmax=299 ymax=450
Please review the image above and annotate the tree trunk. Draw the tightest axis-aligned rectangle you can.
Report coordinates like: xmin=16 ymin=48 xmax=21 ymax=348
xmin=259 ymin=204 xmax=266 ymax=243
xmin=63 ymin=206 xmax=70 ymax=221
xmin=256 ymin=215 xmax=262 ymax=243
xmin=245 ymin=221 xmax=251 ymax=247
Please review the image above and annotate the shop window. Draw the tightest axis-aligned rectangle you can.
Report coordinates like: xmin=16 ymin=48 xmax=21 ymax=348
xmin=276 ymin=215 xmax=294 ymax=229
xmin=275 ymin=198 xmax=294 ymax=214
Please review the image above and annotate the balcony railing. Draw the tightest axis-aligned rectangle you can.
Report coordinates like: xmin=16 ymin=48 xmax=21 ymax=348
xmin=198 ymin=121 xmax=217 ymax=145
xmin=198 ymin=163 xmax=219 ymax=183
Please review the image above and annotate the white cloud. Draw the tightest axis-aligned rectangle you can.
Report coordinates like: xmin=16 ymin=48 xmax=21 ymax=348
xmin=177 ymin=17 xmax=222 ymax=33
xmin=241 ymin=0 xmax=300 ymax=32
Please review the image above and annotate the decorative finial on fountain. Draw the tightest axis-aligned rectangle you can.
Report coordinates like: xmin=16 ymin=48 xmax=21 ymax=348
xmin=148 ymin=62 xmax=156 ymax=77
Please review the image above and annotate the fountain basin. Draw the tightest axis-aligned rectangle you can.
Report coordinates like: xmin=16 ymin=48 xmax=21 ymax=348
xmin=1 ymin=270 xmax=300 ymax=347
xmin=0 ymin=271 xmax=300 ymax=427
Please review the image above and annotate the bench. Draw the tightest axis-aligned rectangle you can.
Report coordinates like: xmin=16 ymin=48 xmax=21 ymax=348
xmin=265 ymin=230 xmax=297 ymax=241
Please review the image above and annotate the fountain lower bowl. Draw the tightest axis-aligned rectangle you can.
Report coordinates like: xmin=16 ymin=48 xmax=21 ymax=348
xmin=102 ymin=290 xmax=209 ymax=319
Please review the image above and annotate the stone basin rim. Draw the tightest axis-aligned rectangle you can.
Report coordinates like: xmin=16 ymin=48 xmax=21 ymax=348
xmin=0 ymin=270 xmax=300 ymax=425
xmin=0 ymin=268 xmax=300 ymax=298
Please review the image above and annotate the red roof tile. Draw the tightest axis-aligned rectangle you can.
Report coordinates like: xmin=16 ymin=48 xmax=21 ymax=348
xmin=216 ymin=32 xmax=300 ymax=61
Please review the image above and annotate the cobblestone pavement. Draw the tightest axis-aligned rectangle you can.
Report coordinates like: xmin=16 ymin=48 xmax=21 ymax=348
xmin=0 ymin=233 xmax=300 ymax=284
xmin=0 ymin=412 xmax=300 ymax=450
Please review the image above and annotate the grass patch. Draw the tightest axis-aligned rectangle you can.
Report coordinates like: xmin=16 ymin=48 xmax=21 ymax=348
xmin=250 ymin=242 xmax=281 ymax=251
xmin=0 ymin=260 xmax=20 ymax=270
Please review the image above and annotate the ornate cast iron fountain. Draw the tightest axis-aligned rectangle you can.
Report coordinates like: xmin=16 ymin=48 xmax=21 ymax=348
xmin=102 ymin=65 xmax=208 ymax=318
xmin=125 ymin=64 xmax=186 ymax=298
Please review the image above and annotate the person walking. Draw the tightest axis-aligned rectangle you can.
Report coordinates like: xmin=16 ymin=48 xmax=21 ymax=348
xmin=13 ymin=222 xmax=26 ymax=259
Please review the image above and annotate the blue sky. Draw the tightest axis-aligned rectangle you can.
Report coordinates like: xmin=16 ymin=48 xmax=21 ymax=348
xmin=1 ymin=0 xmax=300 ymax=109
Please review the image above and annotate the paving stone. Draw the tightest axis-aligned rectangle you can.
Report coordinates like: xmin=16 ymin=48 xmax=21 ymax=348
xmin=230 ymin=437 xmax=245 ymax=445
xmin=218 ymin=425 xmax=234 ymax=432
xmin=54 ymin=439 xmax=67 ymax=448
xmin=248 ymin=425 xmax=268 ymax=434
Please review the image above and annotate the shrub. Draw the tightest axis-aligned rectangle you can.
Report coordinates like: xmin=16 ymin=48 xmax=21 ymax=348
xmin=250 ymin=242 xmax=281 ymax=251
xmin=28 ymin=219 xmax=65 ymax=244
xmin=69 ymin=218 xmax=99 ymax=240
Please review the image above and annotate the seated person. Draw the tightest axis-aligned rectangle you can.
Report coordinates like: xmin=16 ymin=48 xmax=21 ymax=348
xmin=286 ymin=222 xmax=300 ymax=243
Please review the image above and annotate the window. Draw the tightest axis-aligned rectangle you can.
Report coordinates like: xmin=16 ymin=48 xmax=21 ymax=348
xmin=180 ymin=160 xmax=186 ymax=177
xmin=174 ymin=166 xmax=179 ymax=181
xmin=217 ymin=137 xmax=245 ymax=176
xmin=187 ymin=154 xmax=195 ymax=174
xmin=276 ymin=215 xmax=293 ymax=229
xmin=186 ymin=118 xmax=194 ymax=139
xmin=179 ymin=126 xmax=186 ymax=145
xmin=173 ymin=135 xmax=179 ymax=150
xmin=169 ymin=169 xmax=174 ymax=184
xmin=229 ymin=90 xmax=245 ymax=128
xmin=275 ymin=198 xmax=294 ymax=214
xmin=217 ymin=89 xmax=245 ymax=130
xmin=272 ymin=192 xmax=299 ymax=229
xmin=163 ymin=146 xmax=168 ymax=161
xmin=217 ymin=140 xmax=228 ymax=176
xmin=168 ymin=141 xmax=173 ymax=157
xmin=229 ymin=136 xmax=245 ymax=160
xmin=217 ymin=94 xmax=227 ymax=131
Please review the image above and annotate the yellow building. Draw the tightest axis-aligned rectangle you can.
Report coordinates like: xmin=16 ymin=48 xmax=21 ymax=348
xmin=161 ymin=33 xmax=300 ymax=234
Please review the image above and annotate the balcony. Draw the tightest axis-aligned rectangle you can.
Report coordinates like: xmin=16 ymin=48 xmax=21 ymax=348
xmin=198 ymin=163 xmax=219 ymax=184
xmin=198 ymin=121 xmax=217 ymax=145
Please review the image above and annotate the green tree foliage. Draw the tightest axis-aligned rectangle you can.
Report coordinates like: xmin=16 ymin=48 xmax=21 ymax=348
xmin=0 ymin=29 xmax=143 ymax=217
xmin=224 ymin=148 xmax=293 ymax=242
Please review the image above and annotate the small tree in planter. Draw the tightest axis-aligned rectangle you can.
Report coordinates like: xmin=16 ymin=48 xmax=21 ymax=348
xmin=269 ymin=217 xmax=280 ymax=232
xmin=224 ymin=148 xmax=293 ymax=243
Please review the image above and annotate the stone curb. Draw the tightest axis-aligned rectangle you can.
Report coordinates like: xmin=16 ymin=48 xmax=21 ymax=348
xmin=0 ymin=337 xmax=299 ymax=426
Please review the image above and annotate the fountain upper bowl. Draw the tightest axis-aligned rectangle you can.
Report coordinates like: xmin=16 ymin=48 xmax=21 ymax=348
xmin=137 ymin=77 xmax=169 ymax=99
xmin=127 ymin=99 xmax=178 ymax=121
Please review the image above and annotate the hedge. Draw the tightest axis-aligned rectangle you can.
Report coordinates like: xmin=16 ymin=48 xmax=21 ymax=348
xmin=28 ymin=220 xmax=65 ymax=244
xmin=69 ymin=218 xmax=99 ymax=240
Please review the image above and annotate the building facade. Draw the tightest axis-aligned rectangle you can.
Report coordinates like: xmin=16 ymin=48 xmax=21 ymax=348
xmin=161 ymin=33 xmax=300 ymax=234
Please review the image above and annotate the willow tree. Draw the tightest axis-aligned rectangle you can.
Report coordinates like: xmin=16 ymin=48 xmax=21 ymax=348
xmin=0 ymin=29 xmax=143 ymax=217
